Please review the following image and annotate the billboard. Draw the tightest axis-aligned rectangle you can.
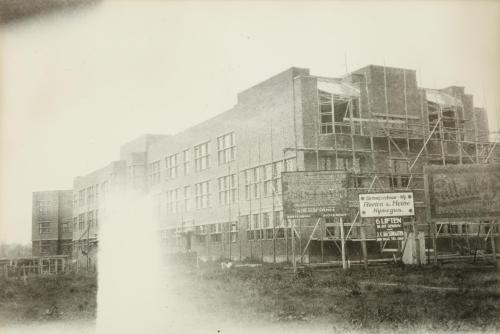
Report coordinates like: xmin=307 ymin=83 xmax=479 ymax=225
xmin=374 ymin=217 xmax=404 ymax=241
xmin=425 ymin=164 xmax=500 ymax=219
xmin=359 ymin=192 xmax=415 ymax=218
xmin=281 ymin=171 xmax=349 ymax=218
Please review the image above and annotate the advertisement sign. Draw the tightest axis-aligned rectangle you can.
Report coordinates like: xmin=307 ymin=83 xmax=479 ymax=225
xmin=282 ymin=171 xmax=349 ymax=218
xmin=374 ymin=217 xmax=404 ymax=241
xmin=425 ymin=164 xmax=500 ymax=219
xmin=359 ymin=192 xmax=415 ymax=218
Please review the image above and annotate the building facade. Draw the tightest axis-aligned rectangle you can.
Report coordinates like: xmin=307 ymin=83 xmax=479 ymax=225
xmin=147 ymin=65 xmax=498 ymax=263
xmin=32 ymin=190 xmax=73 ymax=257
xmin=34 ymin=64 xmax=499 ymax=266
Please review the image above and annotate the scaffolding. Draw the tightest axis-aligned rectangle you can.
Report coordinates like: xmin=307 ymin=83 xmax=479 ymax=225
xmin=166 ymin=67 xmax=499 ymax=267
xmin=282 ymin=67 xmax=500 ymax=268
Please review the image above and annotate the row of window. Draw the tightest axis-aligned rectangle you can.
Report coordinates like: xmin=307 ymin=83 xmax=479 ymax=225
xmin=37 ymin=200 xmax=52 ymax=215
xmin=148 ymin=132 xmax=236 ymax=185
xmin=73 ymin=210 xmax=99 ymax=233
xmin=37 ymin=221 xmax=71 ymax=234
xmin=160 ymin=159 xmax=294 ymax=214
xmin=75 ymin=182 xmax=109 ymax=208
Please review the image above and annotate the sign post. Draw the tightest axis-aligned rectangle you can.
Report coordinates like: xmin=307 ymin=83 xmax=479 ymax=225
xmin=359 ymin=192 xmax=415 ymax=263
xmin=425 ymin=164 xmax=500 ymax=265
xmin=281 ymin=171 xmax=349 ymax=269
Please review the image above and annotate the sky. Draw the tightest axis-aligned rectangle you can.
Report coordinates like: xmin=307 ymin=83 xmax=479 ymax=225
xmin=1 ymin=0 xmax=499 ymax=244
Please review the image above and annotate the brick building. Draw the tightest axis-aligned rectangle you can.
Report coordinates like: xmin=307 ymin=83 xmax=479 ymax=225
xmin=35 ymin=64 xmax=499 ymax=266
xmin=32 ymin=190 xmax=73 ymax=256
xmin=147 ymin=65 xmax=498 ymax=263
xmin=71 ymin=134 xmax=166 ymax=270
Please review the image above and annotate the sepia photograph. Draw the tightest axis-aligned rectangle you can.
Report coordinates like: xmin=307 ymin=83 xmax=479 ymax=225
xmin=0 ymin=1 xmax=499 ymax=333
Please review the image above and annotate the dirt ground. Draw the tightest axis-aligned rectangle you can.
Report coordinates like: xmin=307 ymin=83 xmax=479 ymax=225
xmin=0 ymin=273 xmax=97 ymax=326
xmin=0 ymin=261 xmax=498 ymax=333
xmin=171 ymin=261 xmax=500 ymax=332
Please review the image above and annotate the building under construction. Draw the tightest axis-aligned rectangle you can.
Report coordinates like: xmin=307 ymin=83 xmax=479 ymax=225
xmin=35 ymin=64 xmax=500 ymax=268
xmin=148 ymin=65 xmax=499 ymax=265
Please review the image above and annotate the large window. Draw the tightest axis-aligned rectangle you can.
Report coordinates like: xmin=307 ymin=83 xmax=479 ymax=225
xmin=218 ymin=174 xmax=237 ymax=205
xmin=165 ymin=154 xmax=178 ymax=179
xmin=194 ymin=142 xmax=210 ymax=172
xmin=195 ymin=181 xmax=211 ymax=209
xmin=183 ymin=149 xmax=190 ymax=175
xmin=149 ymin=160 xmax=161 ymax=185
xmin=243 ymin=167 xmax=260 ymax=200
xmin=166 ymin=188 xmax=179 ymax=214
xmin=217 ymin=132 xmax=236 ymax=165
xmin=319 ymin=92 xmax=360 ymax=134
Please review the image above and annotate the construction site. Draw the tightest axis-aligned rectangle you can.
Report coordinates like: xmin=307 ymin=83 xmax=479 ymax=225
xmin=151 ymin=64 xmax=500 ymax=268
xmin=22 ymin=64 xmax=499 ymax=272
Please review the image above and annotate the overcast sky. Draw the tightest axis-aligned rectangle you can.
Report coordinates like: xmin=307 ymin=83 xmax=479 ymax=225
xmin=1 ymin=1 xmax=499 ymax=244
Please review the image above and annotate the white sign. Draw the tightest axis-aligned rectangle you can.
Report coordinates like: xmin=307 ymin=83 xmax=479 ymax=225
xmin=359 ymin=192 xmax=415 ymax=218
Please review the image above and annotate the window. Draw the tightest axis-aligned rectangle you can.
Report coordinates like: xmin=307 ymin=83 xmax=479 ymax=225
xmin=262 ymin=212 xmax=273 ymax=239
xmin=149 ymin=160 xmax=161 ymax=185
xmin=183 ymin=149 xmax=190 ymax=175
xmin=61 ymin=222 xmax=70 ymax=233
xmin=78 ymin=214 xmax=85 ymax=231
xmin=263 ymin=165 xmax=273 ymax=197
xmin=252 ymin=213 xmax=261 ymax=239
xmin=73 ymin=217 xmax=78 ymax=232
xmin=218 ymin=174 xmax=237 ymax=205
xmin=40 ymin=242 xmax=50 ymax=255
xmin=209 ymin=223 xmax=222 ymax=243
xmin=87 ymin=211 xmax=94 ymax=228
xmin=319 ymin=92 xmax=359 ymax=134
xmin=38 ymin=200 xmax=51 ymax=215
xmin=79 ymin=190 xmax=85 ymax=207
xmin=244 ymin=170 xmax=251 ymax=200
xmin=195 ymin=181 xmax=211 ymax=209
xmin=183 ymin=186 xmax=190 ymax=211
xmin=165 ymin=154 xmax=178 ymax=179
xmin=39 ymin=222 xmax=50 ymax=234
xmin=73 ymin=194 xmax=78 ymax=209
xmin=217 ymin=132 xmax=236 ymax=165
xmin=262 ymin=212 xmax=271 ymax=228
xmin=166 ymin=189 xmax=179 ymax=214
xmin=194 ymin=142 xmax=210 ymax=172
xmin=243 ymin=167 xmax=261 ymax=200
xmin=272 ymin=161 xmax=283 ymax=194
xmin=253 ymin=168 xmax=260 ymax=199
xmin=319 ymin=93 xmax=333 ymax=134
xmin=87 ymin=186 xmax=94 ymax=205
xmin=195 ymin=225 xmax=206 ymax=243
xmin=284 ymin=158 xmax=296 ymax=172
xmin=240 ymin=215 xmax=252 ymax=240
